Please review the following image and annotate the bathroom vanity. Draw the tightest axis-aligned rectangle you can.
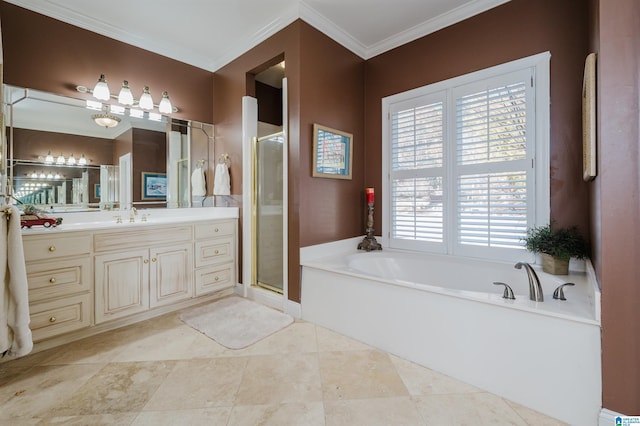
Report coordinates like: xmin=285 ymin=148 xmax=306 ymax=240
xmin=20 ymin=208 xmax=238 ymax=349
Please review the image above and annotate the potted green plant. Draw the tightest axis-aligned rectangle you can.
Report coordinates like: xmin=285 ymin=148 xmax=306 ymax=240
xmin=523 ymin=223 xmax=589 ymax=275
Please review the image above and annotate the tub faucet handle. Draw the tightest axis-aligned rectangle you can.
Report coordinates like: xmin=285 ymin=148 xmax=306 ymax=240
xmin=493 ymin=282 xmax=515 ymax=300
xmin=553 ymin=282 xmax=575 ymax=301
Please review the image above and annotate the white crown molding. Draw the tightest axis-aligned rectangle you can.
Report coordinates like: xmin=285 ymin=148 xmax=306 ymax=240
xmin=210 ymin=3 xmax=299 ymax=72
xmin=298 ymin=1 xmax=368 ymax=59
xmin=6 ymin=0 xmax=512 ymax=70
xmin=4 ymin=0 xmax=219 ymax=71
xmin=364 ymin=0 xmax=512 ymax=59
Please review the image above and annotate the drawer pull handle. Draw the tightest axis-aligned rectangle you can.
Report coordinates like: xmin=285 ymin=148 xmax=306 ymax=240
xmin=49 ymin=316 xmax=56 ymax=323
xmin=152 ymin=258 xmax=157 ymax=262
xmin=49 ymin=277 xmax=56 ymax=284
xmin=144 ymin=259 xmax=149 ymax=264
xmin=214 ymin=228 xmax=219 ymax=232
xmin=215 ymin=276 xmax=219 ymax=281
xmin=48 ymin=246 xmax=56 ymax=252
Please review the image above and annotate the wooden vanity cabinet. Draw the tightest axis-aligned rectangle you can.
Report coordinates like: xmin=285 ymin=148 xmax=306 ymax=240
xmin=22 ymin=232 xmax=92 ymax=341
xmin=22 ymin=218 xmax=236 ymax=344
xmin=93 ymin=225 xmax=193 ymax=324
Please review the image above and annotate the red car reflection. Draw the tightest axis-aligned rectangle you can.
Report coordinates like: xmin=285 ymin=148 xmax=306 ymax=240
xmin=20 ymin=214 xmax=58 ymax=228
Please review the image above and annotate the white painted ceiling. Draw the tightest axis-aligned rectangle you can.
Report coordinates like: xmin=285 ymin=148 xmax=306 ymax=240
xmin=5 ymin=0 xmax=510 ymax=72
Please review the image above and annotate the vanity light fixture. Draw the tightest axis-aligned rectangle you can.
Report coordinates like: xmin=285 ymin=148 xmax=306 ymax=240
xmin=67 ymin=154 xmax=77 ymax=166
xmin=56 ymin=153 xmax=65 ymax=165
xmin=139 ymin=86 xmax=154 ymax=110
xmin=93 ymin=74 xmax=111 ymax=101
xmin=118 ymin=80 xmax=134 ymax=105
xmin=92 ymin=113 xmax=121 ymax=128
xmin=78 ymin=154 xmax=87 ymax=166
xmin=44 ymin=151 xmax=54 ymax=164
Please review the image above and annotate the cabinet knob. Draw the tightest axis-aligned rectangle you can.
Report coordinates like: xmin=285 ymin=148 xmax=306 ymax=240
xmin=152 ymin=258 xmax=157 ymax=262
xmin=144 ymin=259 xmax=149 ymax=264
xmin=214 ymin=228 xmax=219 ymax=232
xmin=49 ymin=316 xmax=56 ymax=323
xmin=214 ymin=250 xmax=219 ymax=255
xmin=48 ymin=246 xmax=56 ymax=252
xmin=215 ymin=276 xmax=219 ymax=281
xmin=49 ymin=277 xmax=56 ymax=284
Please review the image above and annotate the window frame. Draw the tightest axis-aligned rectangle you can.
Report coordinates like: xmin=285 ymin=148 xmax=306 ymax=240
xmin=381 ymin=52 xmax=550 ymax=262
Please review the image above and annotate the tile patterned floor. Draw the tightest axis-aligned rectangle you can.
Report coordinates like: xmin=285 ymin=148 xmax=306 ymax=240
xmin=0 ymin=303 xmax=568 ymax=425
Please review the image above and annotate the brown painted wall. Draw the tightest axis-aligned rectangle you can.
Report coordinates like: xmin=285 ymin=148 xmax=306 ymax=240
xmin=213 ymin=21 xmax=364 ymax=302
xmin=0 ymin=1 xmax=213 ymax=123
xmin=365 ymin=0 xmax=590 ymax=235
xmin=591 ymin=0 xmax=640 ymax=415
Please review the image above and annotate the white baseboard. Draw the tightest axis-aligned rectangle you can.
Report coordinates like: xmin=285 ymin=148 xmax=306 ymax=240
xmin=286 ymin=299 xmax=301 ymax=318
xmin=600 ymin=408 xmax=631 ymax=426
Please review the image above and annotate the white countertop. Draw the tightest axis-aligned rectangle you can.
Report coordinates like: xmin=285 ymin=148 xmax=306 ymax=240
xmin=20 ymin=207 xmax=239 ymax=235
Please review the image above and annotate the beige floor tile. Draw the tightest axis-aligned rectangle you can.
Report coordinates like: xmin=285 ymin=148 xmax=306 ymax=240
xmin=319 ymin=350 xmax=409 ymax=400
xmin=234 ymin=353 xmax=323 ymax=405
xmin=390 ymin=355 xmax=481 ymax=395
xmin=413 ymin=392 xmax=528 ymax=425
xmin=315 ymin=326 xmax=372 ymax=352
xmin=131 ymin=407 xmax=232 ymax=426
xmin=110 ymin=325 xmax=203 ymax=362
xmin=36 ymin=412 xmax=139 ymax=425
xmin=38 ymin=331 xmax=131 ymax=366
xmin=0 ymin=364 xmax=104 ymax=420
xmin=228 ymin=402 xmax=325 ymax=426
xmin=143 ymin=357 xmax=247 ymax=410
xmin=504 ymin=400 xmax=569 ymax=425
xmin=324 ymin=397 xmax=424 ymax=426
xmin=42 ymin=361 xmax=175 ymax=416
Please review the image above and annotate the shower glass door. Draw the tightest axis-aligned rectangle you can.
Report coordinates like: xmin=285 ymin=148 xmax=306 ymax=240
xmin=253 ymin=132 xmax=284 ymax=293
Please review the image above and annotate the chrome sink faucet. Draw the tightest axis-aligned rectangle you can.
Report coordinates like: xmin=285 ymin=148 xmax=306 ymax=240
xmin=514 ymin=262 xmax=544 ymax=302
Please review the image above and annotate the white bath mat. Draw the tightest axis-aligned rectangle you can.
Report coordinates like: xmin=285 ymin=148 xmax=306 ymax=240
xmin=180 ymin=297 xmax=293 ymax=349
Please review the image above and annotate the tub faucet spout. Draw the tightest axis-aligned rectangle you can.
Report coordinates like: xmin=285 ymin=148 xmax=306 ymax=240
xmin=514 ymin=262 xmax=543 ymax=302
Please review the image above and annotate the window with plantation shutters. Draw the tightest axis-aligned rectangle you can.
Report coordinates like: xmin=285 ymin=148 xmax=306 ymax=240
xmin=382 ymin=53 xmax=550 ymax=261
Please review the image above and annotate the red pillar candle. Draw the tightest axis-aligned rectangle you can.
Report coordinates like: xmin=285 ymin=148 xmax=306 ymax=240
xmin=365 ymin=187 xmax=375 ymax=204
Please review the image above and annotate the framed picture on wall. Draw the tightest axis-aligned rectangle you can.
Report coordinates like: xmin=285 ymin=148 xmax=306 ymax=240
xmin=312 ymin=123 xmax=353 ymax=180
xmin=94 ymin=184 xmax=101 ymax=199
xmin=141 ymin=172 xmax=167 ymax=200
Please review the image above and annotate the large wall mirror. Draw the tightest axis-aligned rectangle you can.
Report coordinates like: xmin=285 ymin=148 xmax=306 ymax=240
xmin=3 ymin=85 xmax=214 ymax=212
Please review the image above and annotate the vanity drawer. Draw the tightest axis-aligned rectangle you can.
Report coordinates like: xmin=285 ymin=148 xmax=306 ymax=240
xmin=23 ymin=233 xmax=91 ymax=262
xmin=195 ymin=264 xmax=235 ymax=296
xmin=194 ymin=237 xmax=234 ymax=267
xmin=29 ymin=293 xmax=91 ymax=342
xmin=94 ymin=225 xmax=192 ymax=252
xmin=27 ymin=256 xmax=91 ymax=302
xmin=194 ymin=220 xmax=235 ymax=240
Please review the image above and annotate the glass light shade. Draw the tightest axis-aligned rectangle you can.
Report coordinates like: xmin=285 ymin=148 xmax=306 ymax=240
xmin=139 ymin=86 xmax=154 ymax=110
xmin=44 ymin=151 xmax=54 ymax=164
xmin=39 ymin=172 xmax=46 ymax=179
xmin=92 ymin=113 xmax=121 ymax=128
xmin=31 ymin=172 xmax=38 ymax=178
xmin=56 ymin=154 xmax=65 ymax=165
xmin=78 ymin=154 xmax=87 ymax=166
xmin=158 ymin=91 xmax=172 ymax=114
xmin=54 ymin=173 xmax=61 ymax=179
xmin=47 ymin=173 xmax=53 ymax=179
xmin=93 ymin=74 xmax=111 ymax=101
xmin=67 ymin=154 xmax=76 ymax=166
xmin=118 ymin=80 xmax=134 ymax=105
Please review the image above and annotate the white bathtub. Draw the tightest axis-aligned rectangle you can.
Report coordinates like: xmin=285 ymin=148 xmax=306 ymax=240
xmin=301 ymin=239 xmax=601 ymax=425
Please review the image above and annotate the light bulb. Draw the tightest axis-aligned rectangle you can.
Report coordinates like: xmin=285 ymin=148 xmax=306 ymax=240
xmin=139 ymin=86 xmax=154 ymax=110
xmin=44 ymin=151 xmax=54 ymax=164
xmin=118 ymin=80 xmax=134 ymax=105
xmin=93 ymin=74 xmax=111 ymax=101
xmin=56 ymin=153 xmax=65 ymax=165
xmin=158 ymin=91 xmax=172 ymax=114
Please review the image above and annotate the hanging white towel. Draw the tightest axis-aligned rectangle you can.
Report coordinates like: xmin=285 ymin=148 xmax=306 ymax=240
xmin=191 ymin=166 xmax=206 ymax=197
xmin=0 ymin=206 xmax=33 ymax=357
xmin=213 ymin=163 xmax=231 ymax=196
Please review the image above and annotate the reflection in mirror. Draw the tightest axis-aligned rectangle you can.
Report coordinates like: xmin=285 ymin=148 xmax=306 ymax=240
xmin=3 ymin=85 xmax=214 ymax=212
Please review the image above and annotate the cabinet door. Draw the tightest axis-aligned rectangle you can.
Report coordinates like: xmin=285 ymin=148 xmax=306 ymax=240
xmin=150 ymin=243 xmax=193 ymax=308
xmin=94 ymin=249 xmax=149 ymax=324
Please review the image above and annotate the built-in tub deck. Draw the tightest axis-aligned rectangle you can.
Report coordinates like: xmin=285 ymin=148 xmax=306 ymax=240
xmin=300 ymin=238 xmax=601 ymax=426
